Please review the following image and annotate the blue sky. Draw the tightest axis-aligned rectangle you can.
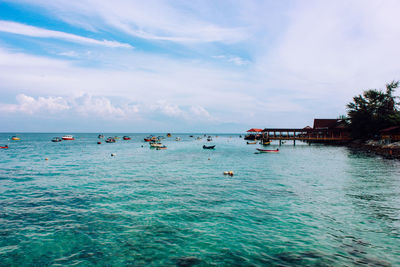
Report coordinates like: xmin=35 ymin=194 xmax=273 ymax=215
xmin=0 ymin=0 xmax=399 ymax=132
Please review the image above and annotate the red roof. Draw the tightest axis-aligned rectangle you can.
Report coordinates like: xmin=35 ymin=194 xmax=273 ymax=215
xmin=247 ymin=128 xmax=263 ymax=132
xmin=313 ymin=119 xmax=339 ymax=129
xmin=380 ymin=126 xmax=400 ymax=134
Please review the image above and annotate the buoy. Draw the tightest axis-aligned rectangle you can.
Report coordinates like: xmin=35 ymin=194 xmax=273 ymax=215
xmin=208 ymin=158 xmax=210 ymax=160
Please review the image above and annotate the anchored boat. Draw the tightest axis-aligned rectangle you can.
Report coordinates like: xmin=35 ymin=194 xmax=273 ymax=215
xmin=62 ymin=135 xmax=74 ymax=140
xmin=256 ymin=148 xmax=279 ymax=153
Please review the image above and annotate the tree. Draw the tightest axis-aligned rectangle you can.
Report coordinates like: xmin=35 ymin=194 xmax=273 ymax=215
xmin=346 ymin=81 xmax=400 ymax=139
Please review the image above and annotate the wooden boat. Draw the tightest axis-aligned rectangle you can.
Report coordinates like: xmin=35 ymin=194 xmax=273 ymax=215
xmin=256 ymin=148 xmax=279 ymax=153
xmin=150 ymin=142 xmax=163 ymax=148
xmin=156 ymin=146 xmax=167 ymax=150
xmin=11 ymin=136 xmax=20 ymax=140
xmin=105 ymin=137 xmax=116 ymax=143
xmin=51 ymin=137 xmax=62 ymax=142
xmin=260 ymin=140 xmax=271 ymax=145
xmin=123 ymin=136 xmax=131 ymax=140
xmin=203 ymin=145 xmax=215 ymax=149
xmin=0 ymin=145 xmax=8 ymax=149
xmin=62 ymin=135 xmax=74 ymax=140
xmin=247 ymin=141 xmax=257 ymax=144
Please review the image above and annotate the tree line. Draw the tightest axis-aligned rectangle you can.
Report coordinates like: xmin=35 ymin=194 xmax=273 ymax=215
xmin=346 ymin=81 xmax=400 ymax=139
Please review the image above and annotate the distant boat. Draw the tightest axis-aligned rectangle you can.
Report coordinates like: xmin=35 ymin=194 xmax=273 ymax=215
xmin=256 ymin=148 xmax=279 ymax=153
xmin=247 ymin=141 xmax=257 ymax=144
xmin=0 ymin=145 xmax=8 ymax=149
xmin=123 ymin=136 xmax=131 ymax=140
xmin=176 ymin=137 xmax=181 ymax=141
xmin=11 ymin=136 xmax=20 ymax=141
xmin=98 ymin=134 xmax=104 ymax=139
xmin=207 ymin=136 xmax=212 ymax=141
xmin=150 ymin=142 xmax=163 ymax=148
xmin=97 ymin=141 xmax=102 ymax=144
xmin=51 ymin=137 xmax=62 ymax=142
xmin=62 ymin=135 xmax=74 ymax=140
xmin=203 ymin=145 xmax=215 ymax=149
xmin=156 ymin=145 xmax=167 ymax=150
xmin=260 ymin=140 xmax=271 ymax=146
xmin=105 ymin=137 xmax=116 ymax=143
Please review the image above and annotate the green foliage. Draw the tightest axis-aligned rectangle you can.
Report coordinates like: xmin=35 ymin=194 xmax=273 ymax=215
xmin=347 ymin=81 xmax=400 ymax=139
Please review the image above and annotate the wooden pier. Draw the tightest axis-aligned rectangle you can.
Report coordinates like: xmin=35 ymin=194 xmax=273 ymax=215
xmin=262 ymin=127 xmax=351 ymax=145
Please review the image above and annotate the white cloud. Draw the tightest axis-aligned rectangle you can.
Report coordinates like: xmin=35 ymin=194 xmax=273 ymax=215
xmin=213 ymin=55 xmax=249 ymax=66
xmin=0 ymin=94 xmax=70 ymax=114
xmin=5 ymin=1 xmax=248 ymax=44
xmin=0 ymin=20 xmax=132 ymax=48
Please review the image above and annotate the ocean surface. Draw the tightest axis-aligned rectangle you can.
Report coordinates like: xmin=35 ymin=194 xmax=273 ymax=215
xmin=0 ymin=133 xmax=399 ymax=266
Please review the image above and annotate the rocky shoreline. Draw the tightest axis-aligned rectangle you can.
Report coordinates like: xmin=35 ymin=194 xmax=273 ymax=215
xmin=346 ymin=140 xmax=400 ymax=159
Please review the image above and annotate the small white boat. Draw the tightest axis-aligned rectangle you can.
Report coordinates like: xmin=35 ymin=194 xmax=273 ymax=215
xmin=62 ymin=135 xmax=75 ymax=140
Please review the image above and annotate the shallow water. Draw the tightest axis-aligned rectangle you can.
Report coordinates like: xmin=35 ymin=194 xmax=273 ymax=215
xmin=0 ymin=133 xmax=399 ymax=266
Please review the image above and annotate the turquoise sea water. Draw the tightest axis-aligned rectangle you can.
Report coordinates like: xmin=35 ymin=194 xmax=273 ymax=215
xmin=0 ymin=133 xmax=399 ymax=266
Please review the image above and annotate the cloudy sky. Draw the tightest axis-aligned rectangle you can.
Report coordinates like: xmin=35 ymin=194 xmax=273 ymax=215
xmin=0 ymin=0 xmax=399 ymax=132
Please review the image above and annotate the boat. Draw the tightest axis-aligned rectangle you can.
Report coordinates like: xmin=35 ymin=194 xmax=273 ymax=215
xmin=150 ymin=142 xmax=163 ymax=148
xmin=105 ymin=137 xmax=116 ymax=143
xmin=256 ymin=148 xmax=279 ymax=153
xmin=247 ymin=141 xmax=257 ymax=144
xmin=0 ymin=145 xmax=8 ymax=149
xmin=156 ymin=145 xmax=167 ymax=150
xmin=11 ymin=136 xmax=20 ymax=140
xmin=123 ymin=136 xmax=131 ymax=140
xmin=51 ymin=137 xmax=62 ymax=142
xmin=144 ymin=138 xmax=151 ymax=142
xmin=176 ymin=137 xmax=181 ymax=141
xmin=203 ymin=145 xmax=215 ymax=149
xmin=207 ymin=136 xmax=212 ymax=141
xmin=97 ymin=141 xmax=102 ymax=144
xmin=98 ymin=134 xmax=104 ymax=139
xmin=189 ymin=135 xmax=194 ymax=138
xmin=260 ymin=140 xmax=271 ymax=146
xmin=62 ymin=135 xmax=74 ymax=140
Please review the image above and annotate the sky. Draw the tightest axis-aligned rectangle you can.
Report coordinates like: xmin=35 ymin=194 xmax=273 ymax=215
xmin=0 ymin=0 xmax=399 ymax=133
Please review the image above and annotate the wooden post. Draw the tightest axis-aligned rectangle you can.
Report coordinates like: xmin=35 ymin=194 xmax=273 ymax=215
xmin=279 ymin=140 xmax=282 ymax=146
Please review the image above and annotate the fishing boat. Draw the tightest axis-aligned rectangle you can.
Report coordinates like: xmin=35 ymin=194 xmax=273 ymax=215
xmin=105 ymin=137 xmax=116 ymax=143
xmin=256 ymin=148 xmax=279 ymax=153
xmin=207 ymin=136 xmax=212 ymax=141
xmin=123 ymin=136 xmax=131 ymax=140
xmin=62 ymin=135 xmax=74 ymax=140
xmin=11 ymin=136 xmax=20 ymax=141
xmin=203 ymin=145 xmax=215 ymax=149
xmin=51 ymin=137 xmax=62 ymax=142
xmin=156 ymin=145 xmax=167 ymax=150
xmin=97 ymin=141 xmax=102 ymax=144
xmin=0 ymin=145 xmax=8 ymax=149
xmin=247 ymin=141 xmax=257 ymax=144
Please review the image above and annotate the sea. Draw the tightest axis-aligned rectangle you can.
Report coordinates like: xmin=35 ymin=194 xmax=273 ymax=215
xmin=0 ymin=133 xmax=399 ymax=266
